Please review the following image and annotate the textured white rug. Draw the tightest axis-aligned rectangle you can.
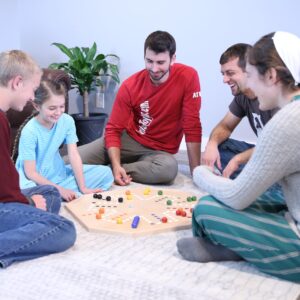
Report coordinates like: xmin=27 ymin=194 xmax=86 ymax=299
xmin=1 ymin=168 xmax=300 ymax=300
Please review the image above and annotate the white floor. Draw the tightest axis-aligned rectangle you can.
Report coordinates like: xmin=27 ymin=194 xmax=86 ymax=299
xmin=1 ymin=171 xmax=300 ymax=300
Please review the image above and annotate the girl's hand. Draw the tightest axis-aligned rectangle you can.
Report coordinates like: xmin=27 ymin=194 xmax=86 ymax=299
xmin=58 ymin=187 xmax=77 ymax=202
xmin=80 ymin=187 xmax=103 ymax=195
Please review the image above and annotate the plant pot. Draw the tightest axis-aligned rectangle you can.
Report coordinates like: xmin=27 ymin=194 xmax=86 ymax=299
xmin=71 ymin=113 xmax=108 ymax=146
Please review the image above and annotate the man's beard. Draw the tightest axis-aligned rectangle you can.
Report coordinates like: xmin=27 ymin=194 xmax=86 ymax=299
xmin=149 ymin=68 xmax=170 ymax=83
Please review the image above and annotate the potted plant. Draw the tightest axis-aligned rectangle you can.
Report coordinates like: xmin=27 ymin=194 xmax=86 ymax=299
xmin=49 ymin=42 xmax=120 ymax=145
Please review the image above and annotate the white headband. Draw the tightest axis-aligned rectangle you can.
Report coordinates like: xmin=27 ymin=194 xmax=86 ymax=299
xmin=273 ymin=31 xmax=300 ymax=86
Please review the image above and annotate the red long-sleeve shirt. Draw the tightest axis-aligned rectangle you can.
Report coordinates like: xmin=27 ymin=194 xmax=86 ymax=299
xmin=0 ymin=111 xmax=29 ymax=204
xmin=105 ymin=63 xmax=202 ymax=154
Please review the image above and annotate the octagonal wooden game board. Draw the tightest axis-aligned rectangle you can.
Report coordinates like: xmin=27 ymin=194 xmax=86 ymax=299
xmin=65 ymin=187 xmax=199 ymax=236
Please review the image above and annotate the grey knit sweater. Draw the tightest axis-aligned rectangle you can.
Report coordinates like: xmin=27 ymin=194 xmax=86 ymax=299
xmin=194 ymin=100 xmax=300 ymax=230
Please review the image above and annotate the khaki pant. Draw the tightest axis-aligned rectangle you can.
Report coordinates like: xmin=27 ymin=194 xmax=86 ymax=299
xmin=65 ymin=132 xmax=178 ymax=184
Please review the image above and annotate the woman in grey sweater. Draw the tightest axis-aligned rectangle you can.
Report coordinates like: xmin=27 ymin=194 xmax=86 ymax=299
xmin=177 ymin=31 xmax=300 ymax=282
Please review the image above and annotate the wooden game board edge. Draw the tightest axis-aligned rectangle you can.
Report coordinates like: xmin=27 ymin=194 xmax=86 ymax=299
xmin=65 ymin=203 xmax=192 ymax=237
xmin=84 ymin=223 xmax=192 ymax=237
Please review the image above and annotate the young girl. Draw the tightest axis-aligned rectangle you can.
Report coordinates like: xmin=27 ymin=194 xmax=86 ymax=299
xmin=177 ymin=31 xmax=300 ymax=282
xmin=15 ymin=79 xmax=114 ymax=201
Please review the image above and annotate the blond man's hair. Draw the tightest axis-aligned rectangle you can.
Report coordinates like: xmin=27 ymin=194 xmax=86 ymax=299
xmin=0 ymin=50 xmax=41 ymax=87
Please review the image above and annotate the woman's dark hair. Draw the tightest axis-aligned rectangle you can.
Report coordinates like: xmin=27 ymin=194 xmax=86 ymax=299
xmin=11 ymin=80 xmax=66 ymax=162
xmin=219 ymin=43 xmax=252 ymax=71
xmin=248 ymin=32 xmax=299 ymax=91
xmin=144 ymin=31 xmax=176 ymax=58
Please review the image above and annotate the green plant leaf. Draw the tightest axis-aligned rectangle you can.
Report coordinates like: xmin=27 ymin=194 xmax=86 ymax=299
xmin=82 ymin=47 xmax=89 ymax=56
xmin=86 ymin=42 xmax=97 ymax=62
xmin=92 ymin=60 xmax=105 ymax=72
xmin=110 ymin=74 xmax=120 ymax=84
xmin=108 ymin=63 xmax=119 ymax=73
xmin=48 ymin=62 xmax=66 ymax=69
xmin=52 ymin=43 xmax=74 ymax=59
xmin=81 ymin=66 xmax=92 ymax=74
xmin=95 ymin=53 xmax=105 ymax=61
xmin=72 ymin=47 xmax=85 ymax=64
xmin=50 ymin=41 xmax=120 ymax=117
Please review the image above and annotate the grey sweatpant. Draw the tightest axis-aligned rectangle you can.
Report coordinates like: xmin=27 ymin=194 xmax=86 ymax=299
xmin=66 ymin=132 xmax=178 ymax=184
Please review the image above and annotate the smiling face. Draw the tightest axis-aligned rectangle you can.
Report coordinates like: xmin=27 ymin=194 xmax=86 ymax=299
xmin=34 ymin=93 xmax=66 ymax=128
xmin=220 ymin=57 xmax=249 ymax=96
xmin=245 ymin=63 xmax=280 ymax=110
xmin=144 ymin=48 xmax=176 ymax=85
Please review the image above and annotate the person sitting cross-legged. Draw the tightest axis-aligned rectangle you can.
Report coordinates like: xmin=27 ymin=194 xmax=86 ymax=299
xmin=67 ymin=30 xmax=202 ymax=186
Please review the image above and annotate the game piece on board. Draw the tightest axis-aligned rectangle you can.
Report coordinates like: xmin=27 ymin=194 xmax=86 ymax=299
xmin=190 ymin=208 xmax=193 ymax=213
xmin=118 ymin=197 xmax=123 ymax=203
xmin=166 ymin=199 xmax=172 ymax=205
xmin=99 ymin=208 xmax=105 ymax=214
xmin=96 ymin=213 xmax=102 ymax=219
xmin=158 ymin=190 xmax=163 ymax=195
xmin=181 ymin=211 xmax=187 ymax=217
xmin=161 ymin=216 xmax=168 ymax=223
xmin=106 ymin=196 xmax=111 ymax=201
xmin=143 ymin=187 xmax=151 ymax=195
xmin=192 ymin=196 xmax=197 ymax=201
xmin=97 ymin=194 xmax=103 ymax=199
xmin=131 ymin=216 xmax=140 ymax=228
xmin=116 ymin=217 xmax=123 ymax=224
xmin=127 ymin=195 xmax=133 ymax=200
xmin=93 ymin=194 xmax=98 ymax=199
xmin=66 ymin=187 xmax=198 ymax=236
xmin=187 ymin=196 xmax=192 ymax=202
xmin=125 ymin=190 xmax=131 ymax=195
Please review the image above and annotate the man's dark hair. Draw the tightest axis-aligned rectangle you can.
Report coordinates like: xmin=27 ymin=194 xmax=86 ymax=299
xmin=219 ymin=43 xmax=252 ymax=70
xmin=144 ymin=31 xmax=176 ymax=58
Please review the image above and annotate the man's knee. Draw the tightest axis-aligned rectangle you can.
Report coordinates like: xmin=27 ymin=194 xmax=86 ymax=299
xmin=218 ymin=138 xmax=236 ymax=152
xmin=218 ymin=138 xmax=254 ymax=153
xmin=154 ymin=154 xmax=178 ymax=183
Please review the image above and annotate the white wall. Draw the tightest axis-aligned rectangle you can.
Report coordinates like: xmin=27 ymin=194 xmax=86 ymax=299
xmin=4 ymin=0 xmax=300 ymax=144
xmin=0 ymin=0 xmax=20 ymax=51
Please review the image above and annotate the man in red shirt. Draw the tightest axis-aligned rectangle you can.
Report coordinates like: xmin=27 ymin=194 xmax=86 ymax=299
xmin=77 ymin=31 xmax=202 ymax=185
